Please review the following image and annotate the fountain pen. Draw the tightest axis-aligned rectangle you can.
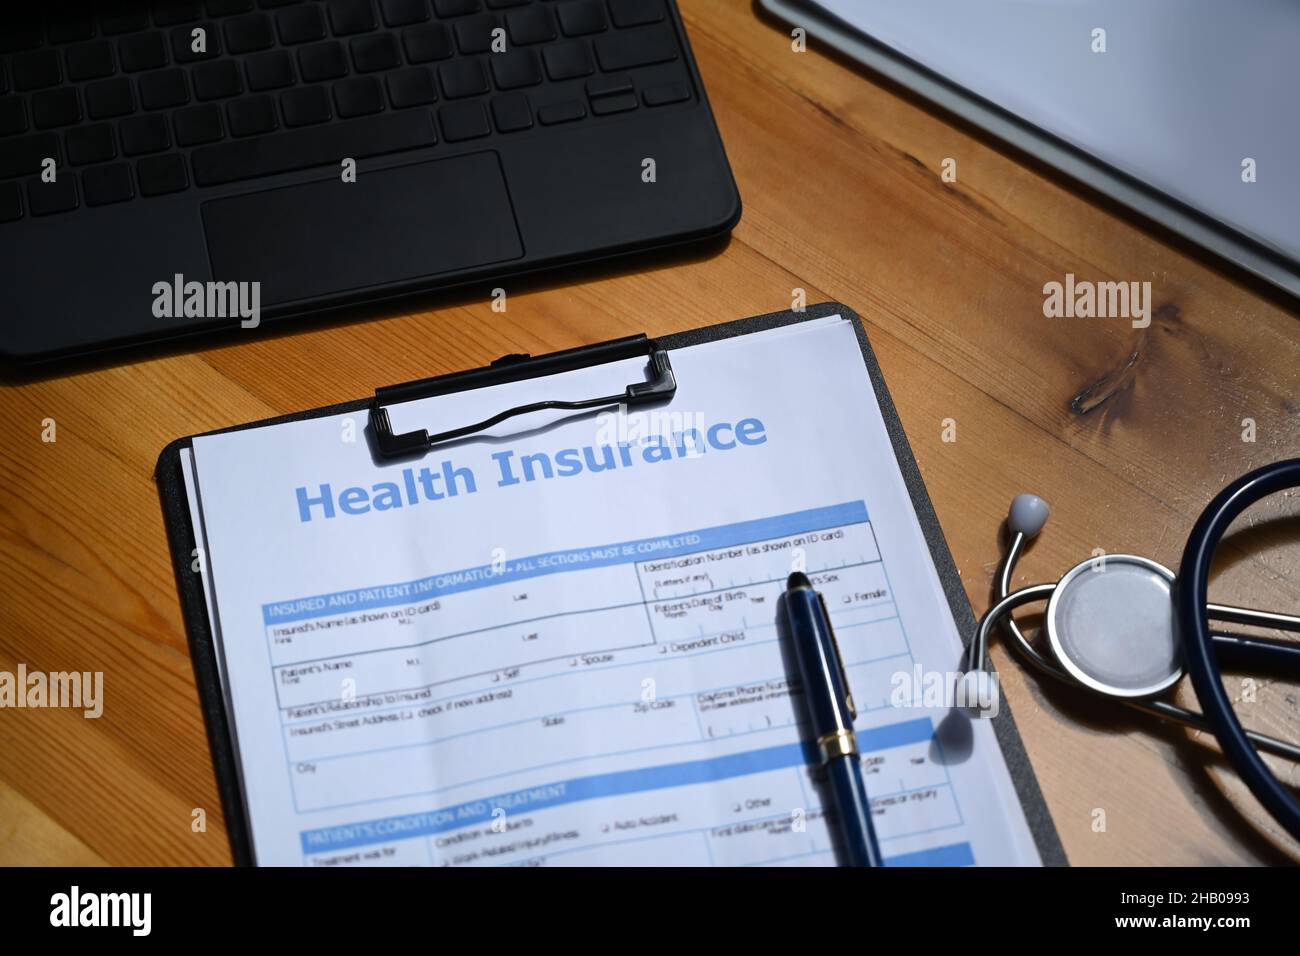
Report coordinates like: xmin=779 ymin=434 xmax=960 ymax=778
xmin=781 ymin=571 xmax=883 ymax=867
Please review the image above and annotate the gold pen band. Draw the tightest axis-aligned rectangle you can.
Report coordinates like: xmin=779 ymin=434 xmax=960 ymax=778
xmin=817 ymin=728 xmax=858 ymax=761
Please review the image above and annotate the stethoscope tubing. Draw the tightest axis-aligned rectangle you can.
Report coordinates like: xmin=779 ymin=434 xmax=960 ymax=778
xmin=1177 ymin=460 xmax=1300 ymax=842
xmin=1213 ymin=629 xmax=1300 ymax=680
xmin=975 ymin=531 xmax=1300 ymax=763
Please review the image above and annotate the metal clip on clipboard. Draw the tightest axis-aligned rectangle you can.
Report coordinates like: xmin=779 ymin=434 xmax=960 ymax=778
xmin=369 ymin=334 xmax=678 ymax=459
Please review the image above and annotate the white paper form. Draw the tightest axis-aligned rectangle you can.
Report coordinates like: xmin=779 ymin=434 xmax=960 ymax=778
xmin=186 ymin=316 xmax=1042 ymax=866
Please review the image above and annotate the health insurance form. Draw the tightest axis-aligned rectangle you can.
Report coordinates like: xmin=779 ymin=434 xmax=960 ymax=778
xmin=182 ymin=315 xmax=1042 ymax=866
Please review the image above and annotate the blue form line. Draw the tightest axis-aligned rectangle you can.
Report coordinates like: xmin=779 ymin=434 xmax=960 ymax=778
xmin=266 ymin=501 xmax=870 ymax=625
xmin=885 ymin=842 xmax=975 ymax=867
xmin=300 ymin=717 xmax=932 ymax=853
xmin=747 ymin=841 xmax=973 ymax=868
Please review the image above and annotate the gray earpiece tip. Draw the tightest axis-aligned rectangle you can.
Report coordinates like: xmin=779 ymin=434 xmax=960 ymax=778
xmin=1008 ymin=494 xmax=1050 ymax=538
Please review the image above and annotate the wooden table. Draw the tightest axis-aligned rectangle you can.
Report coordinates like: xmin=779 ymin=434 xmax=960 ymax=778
xmin=2 ymin=0 xmax=1298 ymax=866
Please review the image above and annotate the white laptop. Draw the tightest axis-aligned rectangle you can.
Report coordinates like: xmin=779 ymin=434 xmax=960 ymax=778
xmin=761 ymin=0 xmax=1300 ymax=298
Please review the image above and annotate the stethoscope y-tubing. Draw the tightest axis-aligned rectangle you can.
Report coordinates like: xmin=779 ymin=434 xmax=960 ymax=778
xmin=1177 ymin=460 xmax=1300 ymax=842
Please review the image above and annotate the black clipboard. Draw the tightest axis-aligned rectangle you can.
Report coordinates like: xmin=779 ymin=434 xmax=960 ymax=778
xmin=155 ymin=301 xmax=1067 ymax=867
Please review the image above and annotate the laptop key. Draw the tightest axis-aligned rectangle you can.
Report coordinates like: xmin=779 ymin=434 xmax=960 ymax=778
xmin=65 ymin=40 xmax=116 ymax=82
xmin=381 ymin=0 xmax=429 ymax=27
xmin=32 ymin=89 xmax=82 ymax=129
xmin=434 ymin=0 xmax=480 ymax=16
xmin=190 ymin=111 xmax=437 ymax=186
xmin=608 ymin=0 xmax=664 ymax=28
xmin=137 ymin=153 xmax=189 ymax=196
xmin=490 ymin=49 xmax=541 ymax=90
xmin=591 ymin=92 xmax=636 ymax=116
xmin=139 ymin=69 xmax=191 ymax=110
xmin=153 ymin=2 xmax=204 ymax=27
xmin=0 ymin=181 xmax=21 ymax=222
xmin=119 ymin=32 xmax=169 ymax=72
xmin=174 ymin=103 xmax=225 ymax=145
xmin=439 ymin=59 xmax=488 ymax=99
xmin=171 ymin=23 xmax=222 ymax=63
xmin=206 ymin=0 xmax=254 ymax=14
xmin=13 ymin=51 xmax=61 ymax=91
xmin=586 ymin=73 xmax=632 ymax=98
xmin=538 ymin=99 xmax=585 ymax=125
xmin=334 ymin=76 xmax=385 ymax=117
xmin=506 ymin=7 xmax=555 ymax=45
xmin=120 ymin=114 xmax=171 ymax=154
xmin=439 ymin=101 xmax=489 ymax=141
xmin=351 ymin=33 xmax=401 ymax=72
xmin=490 ymin=92 xmax=532 ymax=132
xmin=643 ymin=81 xmax=688 ymax=106
xmin=595 ymin=24 xmax=676 ymax=71
xmin=542 ymin=40 xmax=592 ymax=80
xmin=100 ymin=6 xmax=152 ymax=36
xmin=386 ymin=67 xmax=438 ymax=108
xmin=0 ymin=133 xmax=60 ymax=179
xmin=403 ymin=24 xmax=453 ymax=63
xmin=328 ymin=0 xmax=378 ymax=36
xmin=85 ymin=78 xmax=136 ymax=119
xmin=66 ymin=123 xmax=116 ymax=165
xmin=225 ymin=13 xmax=276 ymax=54
xmin=281 ymin=85 xmax=333 ymax=126
xmin=454 ymin=14 xmax=498 ymax=54
xmin=82 ymin=162 xmax=135 ymax=206
xmin=277 ymin=6 xmax=328 ymax=45
xmin=227 ymin=94 xmax=279 ymax=135
xmin=557 ymin=0 xmax=607 ymax=37
xmin=299 ymin=41 xmax=349 ymax=81
xmin=194 ymin=60 xmax=243 ymax=99
xmin=26 ymin=176 xmax=78 ymax=216
xmin=0 ymin=99 xmax=28 ymax=136
xmin=246 ymin=50 xmax=296 ymax=90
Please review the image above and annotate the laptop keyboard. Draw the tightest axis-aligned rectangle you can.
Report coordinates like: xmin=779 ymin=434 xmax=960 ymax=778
xmin=0 ymin=0 xmax=694 ymax=224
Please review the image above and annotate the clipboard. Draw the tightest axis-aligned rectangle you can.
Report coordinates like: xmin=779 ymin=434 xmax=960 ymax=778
xmin=155 ymin=301 xmax=1067 ymax=867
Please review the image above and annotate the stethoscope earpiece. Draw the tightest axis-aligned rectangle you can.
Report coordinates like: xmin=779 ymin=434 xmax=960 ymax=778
xmin=1007 ymin=493 xmax=1050 ymax=539
xmin=957 ymin=669 xmax=998 ymax=718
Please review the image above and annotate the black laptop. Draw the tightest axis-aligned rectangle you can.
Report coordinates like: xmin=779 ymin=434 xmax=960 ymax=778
xmin=0 ymin=0 xmax=740 ymax=362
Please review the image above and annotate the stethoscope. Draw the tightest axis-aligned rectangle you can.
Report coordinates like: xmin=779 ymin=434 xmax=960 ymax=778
xmin=967 ymin=459 xmax=1300 ymax=843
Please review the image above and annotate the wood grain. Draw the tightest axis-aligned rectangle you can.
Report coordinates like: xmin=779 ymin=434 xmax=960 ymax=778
xmin=1 ymin=0 xmax=1297 ymax=865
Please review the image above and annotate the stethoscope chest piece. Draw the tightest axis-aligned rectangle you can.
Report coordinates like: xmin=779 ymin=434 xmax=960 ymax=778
xmin=1046 ymin=554 xmax=1183 ymax=699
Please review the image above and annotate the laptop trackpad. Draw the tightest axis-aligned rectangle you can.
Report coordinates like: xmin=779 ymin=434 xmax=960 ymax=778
xmin=202 ymin=152 xmax=523 ymax=306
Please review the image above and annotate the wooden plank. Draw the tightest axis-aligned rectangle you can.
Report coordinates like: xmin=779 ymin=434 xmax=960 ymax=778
xmin=0 ymin=776 xmax=108 ymax=867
